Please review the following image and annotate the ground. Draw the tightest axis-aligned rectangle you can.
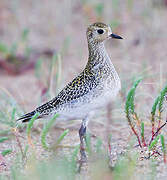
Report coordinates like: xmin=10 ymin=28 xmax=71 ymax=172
xmin=0 ymin=0 xmax=167 ymax=179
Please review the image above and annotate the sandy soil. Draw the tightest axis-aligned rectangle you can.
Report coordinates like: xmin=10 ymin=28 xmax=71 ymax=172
xmin=0 ymin=0 xmax=167 ymax=179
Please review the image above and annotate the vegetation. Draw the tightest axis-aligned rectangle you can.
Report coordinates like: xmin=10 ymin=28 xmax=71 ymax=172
xmin=125 ymin=79 xmax=167 ymax=162
xmin=0 ymin=0 xmax=167 ymax=179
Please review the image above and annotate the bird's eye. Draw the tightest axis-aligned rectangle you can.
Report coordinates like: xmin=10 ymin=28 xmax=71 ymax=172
xmin=97 ymin=29 xmax=104 ymax=34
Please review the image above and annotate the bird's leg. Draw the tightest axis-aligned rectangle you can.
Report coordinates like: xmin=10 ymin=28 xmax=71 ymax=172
xmin=106 ymin=103 xmax=112 ymax=155
xmin=79 ymin=117 xmax=88 ymax=162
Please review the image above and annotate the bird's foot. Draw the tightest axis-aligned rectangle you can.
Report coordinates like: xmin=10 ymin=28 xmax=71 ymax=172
xmin=78 ymin=150 xmax=87 ymax=172
xmin=80 ymin=148 xmax=87 ymax=162
xmin=77 ymin=145 xmax=87 ymax=172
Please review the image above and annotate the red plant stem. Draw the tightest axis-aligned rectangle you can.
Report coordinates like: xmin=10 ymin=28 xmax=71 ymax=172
xmin=157 ymin=111 xmax=161 ymax=133
xmin=141 ymin=136 xmax=147 ymax=147
xmin=158 ymin=119 xmax=161 ymax=130
xmin=150 ymin=123 xmax=155 ymax=143
xmin=141 ymin=123 xmax=147 ymax=147
xmin=152 ymin=121 xmax=154 ymax=140
xmin=150 ymin=150 xmax=162 ymax=158
xmin=131 ymin=126 xmax=142 ymax=148
xmin=163 ymin=152 xmax=166 ymax=163
xmin=108 ymin=142 xmax=111 ymax=155
xmin=149 ymin=120 xmax=167 ymax=145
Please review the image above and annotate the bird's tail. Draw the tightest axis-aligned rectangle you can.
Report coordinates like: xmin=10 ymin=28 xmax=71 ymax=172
xmin=17 ymin=110 xmax=39 ymax=123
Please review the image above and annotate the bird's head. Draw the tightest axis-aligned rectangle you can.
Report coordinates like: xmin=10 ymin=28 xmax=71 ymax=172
xmin=86 ymin=22 xmax=123 ymax=43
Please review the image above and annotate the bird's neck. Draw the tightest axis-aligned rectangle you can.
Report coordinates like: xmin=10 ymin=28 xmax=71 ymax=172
xmin=86 ymin=40 xmax=113 ymax=70
xmin=86 ymin=39 xmax=121 ymax=90
xmin=87 ymin=41 xmax=105 ymax=66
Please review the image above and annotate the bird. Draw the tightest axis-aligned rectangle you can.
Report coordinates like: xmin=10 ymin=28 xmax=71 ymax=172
xmin=17 ymin=22 xmax=123 ymax=161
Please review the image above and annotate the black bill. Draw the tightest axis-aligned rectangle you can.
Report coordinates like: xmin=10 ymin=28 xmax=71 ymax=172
xmin=110 ymin=33 xmax=123 ymax=39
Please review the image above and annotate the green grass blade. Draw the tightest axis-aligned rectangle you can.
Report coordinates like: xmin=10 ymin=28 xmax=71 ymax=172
xmin=95 ymin=137 xmax=103 ymax=153
xmin=141 ymin=122 xmax=144 ymax=138
xmin=151 ymin=96 xmax=160 ymax=116
xmin=0 ymin=137 xmax=9 ymax=143
xmin=160 ymin=135 xmax=166 ymax=163
xmin=35 ymin=58 xmax=43 ymax=78
xmin=149 ymin=135 xmax=160 ymax=151
xmin=125 ymin=78 xmax=142 ymax=120
xmin=160 ymin=135 xmax=165 ymax=153
xmin=23 ymin=145 xmax=29 ymax=158
xmin=71 ymin=145 xmax=80 ymax=162
xmin=125 ymin=78 xmax=142 ymax=114
xmin=11 ymin=107 xmax=16 ymax=121
xmin=55 ymin=129 xmax=69 ymax=146
xmin=0 ymin=129 xmax=11 ymax=136
xmin=41 ymin=114 xmax=58 ymax=149
xmin=85 ymin=133 xmax=91 ymax=154
xmin=125 ymin=78 xmax=143 ymax=147
xmin=158 ymin=84 xmax=167 ymax=113
xmin=0 ymin=42 xmax=9 ymax=54
xmin=1 ymin=149 xmax=12 ymax=156
xmin=26 ymin=112 xmax=40 ymax=136
xmin=70 ymin=145 xmax=80 ymax=174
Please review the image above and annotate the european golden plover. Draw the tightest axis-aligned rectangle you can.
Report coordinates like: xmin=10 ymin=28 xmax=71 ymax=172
xmin=18 ymin=22 xmax=123 ymax=161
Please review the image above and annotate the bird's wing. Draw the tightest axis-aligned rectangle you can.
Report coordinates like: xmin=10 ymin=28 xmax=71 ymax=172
xmin=35 ymin=70 xmax=98 ymax=115
xmin=17 ymin=70 xmax=99 ymax=122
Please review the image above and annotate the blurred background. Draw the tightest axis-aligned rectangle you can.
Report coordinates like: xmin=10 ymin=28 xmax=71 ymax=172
xmin=0 ymin=0 xmax=167 ymax=179
xmin=0 ymin=0 xmax=167 ymax=111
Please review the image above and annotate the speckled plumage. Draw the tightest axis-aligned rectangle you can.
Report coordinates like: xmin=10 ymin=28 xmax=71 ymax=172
xmin=18 ymin=22 xmax=123 ymax=161
xmin=18 ymin=22 xmax=122 ymax=123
